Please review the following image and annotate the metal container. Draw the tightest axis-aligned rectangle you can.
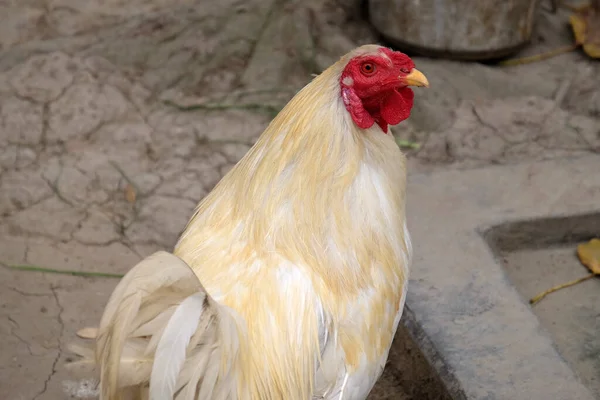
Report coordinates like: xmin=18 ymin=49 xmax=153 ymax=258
xmin=368 ymin=0 xmax=540 ymax=60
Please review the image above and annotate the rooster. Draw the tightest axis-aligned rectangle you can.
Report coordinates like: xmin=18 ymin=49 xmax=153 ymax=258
xmin=68 ymin=44 xmax=429 ymax=400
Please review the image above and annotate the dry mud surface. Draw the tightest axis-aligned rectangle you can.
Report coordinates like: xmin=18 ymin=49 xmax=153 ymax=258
xmin=0 ymin=0 xmax=599 ymax=399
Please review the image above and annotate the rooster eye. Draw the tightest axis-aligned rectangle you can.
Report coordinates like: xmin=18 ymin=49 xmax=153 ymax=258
xmin=360 ymin=63 xmax=376 ymax=75
xmin=400 ymin=67 xmax=410 ymax=73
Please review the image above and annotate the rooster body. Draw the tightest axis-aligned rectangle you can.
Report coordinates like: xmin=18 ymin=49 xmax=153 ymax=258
xmin=70 ymin=45 xmax=428 ymax=400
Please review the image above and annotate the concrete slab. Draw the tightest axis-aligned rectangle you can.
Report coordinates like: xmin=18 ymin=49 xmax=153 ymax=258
xmin=499 ymin=232 xmax=600 ymax=397
xmin=405 ymin=154 xmax=600 ymax=400
xmin=0 ymin=0 xmax=599 ymax=398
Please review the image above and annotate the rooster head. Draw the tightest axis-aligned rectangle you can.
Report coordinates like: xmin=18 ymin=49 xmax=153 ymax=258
xmin=340 ymin=46 xmax=428 ymax=133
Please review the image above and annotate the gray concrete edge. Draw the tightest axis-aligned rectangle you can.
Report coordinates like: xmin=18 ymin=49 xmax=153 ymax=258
xmin=403 ymin=155 xmax=599 ymax=400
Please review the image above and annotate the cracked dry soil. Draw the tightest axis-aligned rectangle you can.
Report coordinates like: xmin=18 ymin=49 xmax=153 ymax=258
xmin=0 ymin=0 xmax=599 ymax=399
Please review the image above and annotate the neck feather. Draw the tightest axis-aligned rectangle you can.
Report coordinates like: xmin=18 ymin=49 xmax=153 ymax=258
xmin=175 ymin=55 xmax=410 ymax=298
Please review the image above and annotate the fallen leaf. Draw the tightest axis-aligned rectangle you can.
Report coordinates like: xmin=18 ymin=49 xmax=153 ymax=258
xmin=530 ymin=237 xmax=600 ymax=305
xmin=124 ymin=183 xmax=137 ymax=204
xmin=577 ymin=238 xmax=600 ymax=274
xmin=500 ymin=1 xmax=600 ymax=65
xmin=76 ymin=327 xmax=98 ymax=339
xmin=569 ymin=3 xmax=600 ymax=58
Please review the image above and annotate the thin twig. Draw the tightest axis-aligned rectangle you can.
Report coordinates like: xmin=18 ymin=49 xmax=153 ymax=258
xmin=212 ymin=88 xmax=294 ymax=104
xmin=5 ymin=264 xmax=124 ymax=279
xmin=499 ymin=44 xmax=580 ymax=66
xmin=162 ymin=100 xmax=281 ymax=117
xmin=553 ymin=77 xmax=573 ymax=107
xmin=560 ymin=1 xmax=590 ymax=11
xmin=109 ymin=161 xmax=141 ymax=194
xmin=530 ymin=273 xmax=596 ymax=305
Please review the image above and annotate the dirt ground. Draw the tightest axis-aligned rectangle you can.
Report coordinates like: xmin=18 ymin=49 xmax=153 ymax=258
xmin=0 ymin=0 xmax=599 ymax=399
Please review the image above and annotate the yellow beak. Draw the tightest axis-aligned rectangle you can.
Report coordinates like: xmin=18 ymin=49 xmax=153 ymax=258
xmin=403 ymin=68 xmax=429 ymax=88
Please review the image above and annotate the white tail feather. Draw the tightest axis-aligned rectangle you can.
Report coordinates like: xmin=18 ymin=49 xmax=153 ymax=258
xmin=149 ymin=293 xmax=206 ymax=400
xmin=175 ymin=350 xmax=212 ymax=399
xmin=67 ymin=251 xmax=243 ymax=400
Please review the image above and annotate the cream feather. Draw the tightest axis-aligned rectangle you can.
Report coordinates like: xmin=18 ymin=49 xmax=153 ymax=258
xmin=150 ymin=293 xmax=206 ymax=400
xmin=69 ymin=251 xmax=242 ymax=400
xmin=68 ymin=44 xmax=416 ymax=400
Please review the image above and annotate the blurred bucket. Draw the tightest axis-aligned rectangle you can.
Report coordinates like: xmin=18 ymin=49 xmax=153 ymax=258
xmin=368 ymin=0 xmax=540 ymax=60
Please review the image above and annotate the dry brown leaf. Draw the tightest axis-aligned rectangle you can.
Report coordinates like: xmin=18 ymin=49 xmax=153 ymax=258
xmin=577 ymin=238 xmax=600 ymax=274
xmin=124 ymin=183 xmax=137 ymax=204
xmin=500 ymin=1 xmax=600 ymax=66
xmin=569 ymin=3 xmax=600 ymax=58
xmin=76 ymin=327 xmax=98 ymax=339
xmin=530 ymin=237 xmax=600 ymax=305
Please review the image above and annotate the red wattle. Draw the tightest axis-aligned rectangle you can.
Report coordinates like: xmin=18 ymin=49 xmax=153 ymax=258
xmin=342 ymin=85 xmax=414 ymax=133
xmin=380 ymin=88 xmax=414 ymax=126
